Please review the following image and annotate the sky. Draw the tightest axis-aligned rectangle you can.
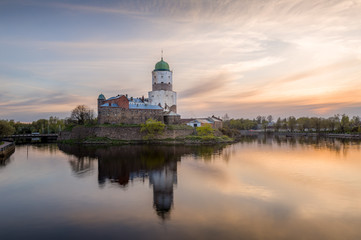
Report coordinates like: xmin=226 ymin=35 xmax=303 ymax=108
xmin=1 ymin=0 xmax=361 ymax=122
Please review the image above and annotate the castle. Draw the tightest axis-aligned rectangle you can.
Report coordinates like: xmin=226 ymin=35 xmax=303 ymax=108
xmin=97 ymin=57 xmax=180 ymax=125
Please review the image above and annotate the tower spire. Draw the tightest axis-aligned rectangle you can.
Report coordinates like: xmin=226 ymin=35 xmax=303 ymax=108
xmin=161 ymin=49 xmax=163 ymax=60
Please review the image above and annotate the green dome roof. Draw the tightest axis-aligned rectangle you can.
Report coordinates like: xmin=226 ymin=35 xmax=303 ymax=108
xmin=154 ymin=58 xmax=170 ymax=71
xmin=98 ymin=93 xmax=105 ymax=100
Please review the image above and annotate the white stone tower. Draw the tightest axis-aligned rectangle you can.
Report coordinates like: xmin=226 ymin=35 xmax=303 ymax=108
xmin=148 ymin=57 xmax=177 ymax=113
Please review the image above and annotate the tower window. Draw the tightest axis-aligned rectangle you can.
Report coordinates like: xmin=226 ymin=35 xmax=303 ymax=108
xmin=161 ymin=76 xmax=163 ymax=78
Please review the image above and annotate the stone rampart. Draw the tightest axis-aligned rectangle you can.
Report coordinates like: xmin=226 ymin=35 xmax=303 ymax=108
xmin=98 ymin=108 xmax=164 ymax=125
xmin=58 ymin=126 xmax=193 ymax=141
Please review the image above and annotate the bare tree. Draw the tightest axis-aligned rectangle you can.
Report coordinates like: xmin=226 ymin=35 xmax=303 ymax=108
xmin=267 ymin=115 xmax=273 ymax=123
xmin=70 ymin=105 xmax=94 ymax=125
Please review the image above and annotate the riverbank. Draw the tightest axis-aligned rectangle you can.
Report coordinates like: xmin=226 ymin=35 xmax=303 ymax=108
xmin=0 ymin=141 xmax=15 ymax=158
xmin=239 ymin=130 xmax=361 ymax=139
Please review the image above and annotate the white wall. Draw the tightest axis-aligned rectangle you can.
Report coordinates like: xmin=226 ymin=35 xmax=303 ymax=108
xmin=148 ymin=90 xmax=176 ymax=110
xmin=152 ymin=71 xmax=172 ymax=85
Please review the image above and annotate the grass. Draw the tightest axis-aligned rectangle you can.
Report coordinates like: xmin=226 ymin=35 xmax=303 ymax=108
xmin=166 ymin=124 xmax=193 ymax=130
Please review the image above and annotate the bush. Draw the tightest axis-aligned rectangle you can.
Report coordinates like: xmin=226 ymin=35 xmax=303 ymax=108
xmin=196 ymin=124 xmax=214 ymax=137
xmin=141 ymin=119 xmax=165 ymax=140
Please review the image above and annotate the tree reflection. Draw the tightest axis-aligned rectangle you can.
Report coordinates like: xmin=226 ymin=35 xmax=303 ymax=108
xmin=58 ymin=144 xmax=227 ymax=219
xmin=0 ymin=156 xmax=11 ymax=168
xmin=239 ymin=135 xmax=361 ymax=155
xmin=0 ymin=148 xmax=14 ymax=168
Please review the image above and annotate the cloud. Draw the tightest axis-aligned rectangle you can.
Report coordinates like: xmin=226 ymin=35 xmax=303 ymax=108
xmin=1 ymin=0 xmax=361 ymax=120
xmin=180 ymin=71 xmax=234 ymax=98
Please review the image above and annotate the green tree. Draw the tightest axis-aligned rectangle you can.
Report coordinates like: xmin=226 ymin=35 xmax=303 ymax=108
xmin=0 ymin=120 xmax=15 ymax=137
xmin=274 ymin=117 xmax=282 ymax=132
xmin=288 ymin=116 xmax=296 ymax=132
xmin=327 ymin=115 xmax=339 ymax=132
xmin=196 ymin=124 xmax=214 ymax=137
xmin=141 ymin=118 xmax=165 ymax=140
xmin=310 ymin=117 xmax=322 ymax=133
xmin=281 ymin=118 xmax=288 ymax=130
xmin=297 ymin=117 xmax=310 ymax=132
xmin=350 ymin=116 xmax=360 ymax=132
xmin=340 ymin=114 xmax=350 ymax=133
xmin=261 ymin=118 xmax=268 ymax=132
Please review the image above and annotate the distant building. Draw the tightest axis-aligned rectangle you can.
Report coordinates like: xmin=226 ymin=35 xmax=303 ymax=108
xmin=183 ymin=116 xmax=223 ymax=129
xmin=97 ymin=57 xmax=180 ymax=125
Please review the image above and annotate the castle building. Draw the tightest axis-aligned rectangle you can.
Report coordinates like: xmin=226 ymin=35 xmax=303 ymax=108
xmin=97 ymin=57 xmax=180 ymax=125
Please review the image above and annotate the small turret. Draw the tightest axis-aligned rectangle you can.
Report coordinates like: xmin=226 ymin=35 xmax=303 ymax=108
xmin=97 ymin=93 xmax=106 ymax=122
xmin=98 ymin=93 xmax=105 ymax=100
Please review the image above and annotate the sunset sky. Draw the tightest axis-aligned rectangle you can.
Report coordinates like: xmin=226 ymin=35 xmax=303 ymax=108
xmin=1 ymin=0 xmax=361 ymax=121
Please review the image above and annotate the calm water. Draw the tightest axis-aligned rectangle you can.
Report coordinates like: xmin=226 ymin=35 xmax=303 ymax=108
xmin=1 ymin=137 xmax=361 ymax=239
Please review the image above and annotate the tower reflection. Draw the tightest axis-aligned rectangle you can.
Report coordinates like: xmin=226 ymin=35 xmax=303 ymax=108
xmin=58 ymin=144 xmax=226 ymax=218
xmin=96 ymin=145 xmax=180 ymax=219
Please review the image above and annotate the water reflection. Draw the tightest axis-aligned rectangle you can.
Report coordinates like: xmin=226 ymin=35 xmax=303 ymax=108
xmin=2 ymin=139 xmax=361 ymax=239
xmin=239 ymin=135 xmax=361 ymax=156
xmin=0 ymin=155 xmax=12 ymax=168
xmin=0 ymin=149 xmax=15 ymax=168
xmin=58 ymin=144 xmax=227 ymax=219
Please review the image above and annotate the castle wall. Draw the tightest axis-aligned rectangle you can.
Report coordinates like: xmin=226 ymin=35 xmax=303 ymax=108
xmin=58 ymin=126 xmax=193 ymax=141
xmin=98 ymin=107 xmax=164 ymax=124
xmin=164 ymin=115 xmax=181 ymax=124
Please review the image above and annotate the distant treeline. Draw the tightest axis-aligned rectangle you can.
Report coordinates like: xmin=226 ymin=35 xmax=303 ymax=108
xmin=0 ymin=105 xmax=96 ymax=137
xmin=0 ymin=117 xmax=66 ymax=136
xmin=223 ymin=114 xmax=361 ymax=134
